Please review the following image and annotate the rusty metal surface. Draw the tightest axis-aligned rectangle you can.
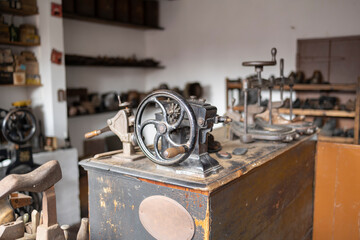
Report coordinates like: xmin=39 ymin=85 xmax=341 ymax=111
xmin=81 ymin=127 xmax=316 ymax=193
xmin=87 ymin=170 xmax=208 ymax=239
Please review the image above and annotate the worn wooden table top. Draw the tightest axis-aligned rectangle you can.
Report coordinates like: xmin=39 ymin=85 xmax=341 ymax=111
xmin=80 ymin=126 xmax=316 ymax=193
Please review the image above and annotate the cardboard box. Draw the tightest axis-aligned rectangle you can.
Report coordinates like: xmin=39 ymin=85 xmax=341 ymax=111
xmin=15 ymin=55 xmax=26 ymax=72
xmin=13 ymin=72 xmax=26 ymax=85
xmin=63 ymin=0 xmax=75 ymax=13
xmin=97 ymin=0 xmax=114 ymax=20
xmin=0 ymin=71 xmax=13 ymax=84
xmin=130 ymin=0 xmax=144 ymax=25
xmin=26 ymin=74 xmax=41 ymax=85
xmin=76 ymin=0 xmax=95 ymax=17
xmin=144 ymin=0 xmax=159 ymax=27
xmin=115 ymin=0 xmax=129 ymax=22
xmin=25 ymin=61 xmax=39 ymax=75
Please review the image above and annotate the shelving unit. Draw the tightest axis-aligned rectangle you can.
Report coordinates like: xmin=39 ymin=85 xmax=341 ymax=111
xmin=63 ymin=12 xmax=164 ymax=31
xmin=65 ymin=54 xmax=164 ymax=69
xmin=0 ymin=39 xmax=40 ymax=47
xmin=226 ymin=81 xmax=357 ymax=92
xmin=278 ymin=109 xmax=356 ymax=118
xmin=66 ymin=63 xmax=164 ymax=69
xmin=225 ymin=78 xmax=360 ymax=144
xmin=0 ymin=6 xmax=38 ymax=16
xmin=0 ymin=83 xmax=42 ymax=87
xmin=68 ymin=110 xmax=118 ymax=119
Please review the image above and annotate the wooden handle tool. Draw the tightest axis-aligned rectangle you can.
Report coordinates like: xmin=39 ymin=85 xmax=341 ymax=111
xmin=84 ymin=126 xmax=110 ymax=139
xmin=163 ymin=146 xmax=186 ymax=159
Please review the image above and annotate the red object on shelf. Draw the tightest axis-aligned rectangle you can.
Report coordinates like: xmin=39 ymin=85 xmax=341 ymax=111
xmin=51 ymin=2 xmax=62 ymax=17
xmin=51 ymin=49 xmax=62 ymax=65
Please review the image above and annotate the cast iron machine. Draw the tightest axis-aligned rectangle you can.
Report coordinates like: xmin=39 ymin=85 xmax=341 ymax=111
xmin=0 ymin=104 xmax=38 ymax=174
xmin=255 ymin=58 xmax=317 ymax=135
xmin=85 ymin=97 xmax=144 ymax=161
xmin=229 ymin=48 xmax=298 ymax=143
xmin=135 ymin=90 xmax=231 ymax=177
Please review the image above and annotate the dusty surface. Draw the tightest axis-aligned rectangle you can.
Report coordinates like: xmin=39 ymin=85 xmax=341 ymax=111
xmin=81 ymin=127 xmax=315 ymax=193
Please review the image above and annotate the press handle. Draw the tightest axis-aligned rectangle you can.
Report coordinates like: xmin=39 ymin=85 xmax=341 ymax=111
xmin=280 ymin=58 xmax=284 ymax=77
xmin=163 ymin=146 xmax=186 ymax=159
xmin=271 ymin=48 xmax=277 ymax=62
xmin=85 ymin=130 xmax=101 ymax=139
xmin=84 ymin=126 xmax=110 ymax=139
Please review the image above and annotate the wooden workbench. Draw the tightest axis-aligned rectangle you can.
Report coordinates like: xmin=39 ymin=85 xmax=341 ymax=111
xmin=80 ymin=127 xmax=316 ymax=239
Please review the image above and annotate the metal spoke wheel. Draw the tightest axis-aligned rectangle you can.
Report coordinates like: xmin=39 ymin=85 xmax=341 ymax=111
xmin=135 ymin=90 xmax=197 ymax=166
xmin=1 ymin=109 xmax=37 ymax=145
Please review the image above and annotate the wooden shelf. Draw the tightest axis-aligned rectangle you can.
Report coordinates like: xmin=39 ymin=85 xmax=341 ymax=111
xmin=318 ymin=135 xmax=354 ymax=144
xmin=281 ymin=84 xmax=356 ymax=92
xmin=0 ymin=6 xmax=38 ymax=16
xmin=63 ymin=12 xmax=164 ymax=31
xmin=278 ymin=108 xmax=356 ymax=118
xmin=0 ymin=83 xmax=42 ymax=87
xmin=0 ymin=39 xmax=40 ymax=47
xmin=68 ymin=110 xmax=118 ymax=119
xmin=226 ymin=82 xmax=356 ymax=92
xmin=66 ymin=64 xmax=165 ymax=69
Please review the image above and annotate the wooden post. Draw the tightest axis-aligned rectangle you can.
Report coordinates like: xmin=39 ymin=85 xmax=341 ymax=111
xmin=41 ymin=186 xmax=57 ymax=227
xmin=225 ymin=78 xmax=229 ymax=110
xmin=354 ymin=78 xmax=360 ymax=144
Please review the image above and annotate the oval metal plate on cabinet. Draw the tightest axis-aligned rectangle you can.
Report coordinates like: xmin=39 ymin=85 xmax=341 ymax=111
xmin=139 ymin=195 xmax=195 ymax=240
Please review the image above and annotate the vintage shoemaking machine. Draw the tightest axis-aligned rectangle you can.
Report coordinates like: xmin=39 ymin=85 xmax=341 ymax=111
xmin=80 ymin=77 xmax=317 ymax=239
xmin=228 ymin=48 xmax=316 ymax=143
xmin=85 ymin=98 xmax=144 ymax=161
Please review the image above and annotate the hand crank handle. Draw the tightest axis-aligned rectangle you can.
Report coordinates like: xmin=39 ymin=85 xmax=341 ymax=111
xmin=84 ymin=126 xmax=110 ymax=139
xmin=0 ymin=160 xmax=62 ymax=200
xmin=163 ymin=146 xmax=186 ymax=159
xmin=280 ymin=58 xmax=284 ymax=77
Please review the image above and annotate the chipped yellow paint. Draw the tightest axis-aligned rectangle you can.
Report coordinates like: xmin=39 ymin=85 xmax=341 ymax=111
xmin=103 ymin=187 xmax=112 ymax=194
xmin=97 ymin=176 xmax=104 ymax=183
xmin=194 ymin=199 xmax=210 ymax=240
xmin=113 ymin=200 xmax=118 ymax=211
xmin=99 ymin=193 xmax=106 ymax=208
xmin=106 ymin=219 xmax=117 ymax=233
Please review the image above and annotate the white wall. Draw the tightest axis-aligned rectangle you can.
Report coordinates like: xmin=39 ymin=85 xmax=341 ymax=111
xmin=63 ymin=19 xmax=148 ymax=156
xmin=0 ymin=0 xmax=68 ymax=145
xmin=145 ymin=0 xmax=360 ymax=115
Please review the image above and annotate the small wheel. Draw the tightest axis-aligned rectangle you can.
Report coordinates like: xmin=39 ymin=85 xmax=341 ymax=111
xmin=242 ymin=48 xmax=277 ymax=67
xmin=135 ymin=90 xmax=197 ymax=166
xmin=2 ymin=109 xmax=37 ymax=145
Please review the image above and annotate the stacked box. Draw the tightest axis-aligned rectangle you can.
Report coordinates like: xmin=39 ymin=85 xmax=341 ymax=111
xmin=97 ymin=0 xmax=114 ymax=20
xmin=115 ymin=0 xmax=129 ymax=22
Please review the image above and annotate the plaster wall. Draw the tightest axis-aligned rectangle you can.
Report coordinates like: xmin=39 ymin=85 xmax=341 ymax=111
xmin=63 ymin=19 xmax=148 ymax=156
xmin=144 ymin=0 xmax=360 ymax=115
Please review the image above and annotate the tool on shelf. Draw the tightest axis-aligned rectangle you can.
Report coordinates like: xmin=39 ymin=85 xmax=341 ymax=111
xmin=135 ymin=90 xmax=231 ymax=177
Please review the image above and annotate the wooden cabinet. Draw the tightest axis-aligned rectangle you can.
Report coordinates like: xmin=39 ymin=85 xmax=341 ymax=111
xmin=80 ymin=128 xmax=316 ymax=239
xmin=313 ymin=141 xmax=360 ymax=240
